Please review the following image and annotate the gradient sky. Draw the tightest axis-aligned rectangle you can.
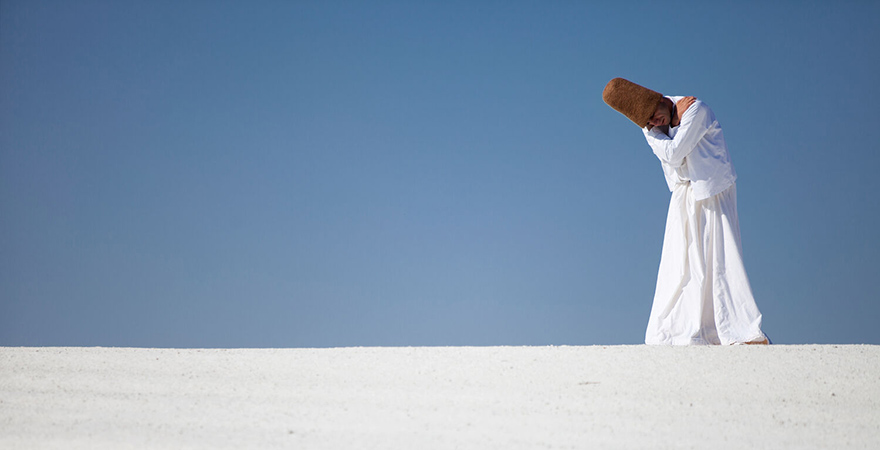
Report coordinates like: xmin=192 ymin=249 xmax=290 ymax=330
xmin=2 ymin=1 xmax=879 ymax=347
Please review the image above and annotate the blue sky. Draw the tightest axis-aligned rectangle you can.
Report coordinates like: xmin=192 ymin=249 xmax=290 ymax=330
xmin=2 ymin=1 xmax=878 ymax=347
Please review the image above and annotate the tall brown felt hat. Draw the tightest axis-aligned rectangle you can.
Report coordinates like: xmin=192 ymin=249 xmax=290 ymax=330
xmin=602 ymin=78 xmax=663 ymax=128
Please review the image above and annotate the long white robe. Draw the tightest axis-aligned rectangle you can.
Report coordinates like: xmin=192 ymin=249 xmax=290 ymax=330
xmin=642 ymin=97 xmax=767 ymax=345
xmin=646 ymin=182 xmax=766 ymax=345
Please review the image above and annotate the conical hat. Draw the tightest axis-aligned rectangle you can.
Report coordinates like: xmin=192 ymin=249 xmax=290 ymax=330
xmin=602 ymin=78 xmax=663 ymax=128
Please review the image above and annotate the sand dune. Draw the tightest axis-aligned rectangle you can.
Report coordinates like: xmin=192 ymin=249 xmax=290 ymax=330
xmin=1 ymin=345 xmax=878 ymax=449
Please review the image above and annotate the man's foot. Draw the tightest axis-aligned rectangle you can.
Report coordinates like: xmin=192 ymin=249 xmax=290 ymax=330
xmin=744 ymin=338 xmax=769 ymax=345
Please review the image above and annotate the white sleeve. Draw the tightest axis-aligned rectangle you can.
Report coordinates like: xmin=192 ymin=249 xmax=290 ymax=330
xmin=642 ymin=100 xmax=714 ymax=166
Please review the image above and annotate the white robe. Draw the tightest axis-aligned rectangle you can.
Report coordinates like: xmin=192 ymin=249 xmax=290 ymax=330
xmin=646 ymin=182 xmax=766 ymax=345
xmin=642 ymin=97 xmax=767 ymax=345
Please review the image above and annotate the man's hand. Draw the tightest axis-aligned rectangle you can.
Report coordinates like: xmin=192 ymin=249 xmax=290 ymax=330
xmin=674 ymin=96 xmax=697 ymax=126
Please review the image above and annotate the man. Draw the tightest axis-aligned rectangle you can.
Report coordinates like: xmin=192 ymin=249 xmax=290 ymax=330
xmin=602 ymin=77 xmax=769 ymax=345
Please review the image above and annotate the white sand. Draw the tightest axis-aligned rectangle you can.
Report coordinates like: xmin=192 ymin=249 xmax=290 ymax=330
xmin=1 ymin=345 xmax=878 ymax=449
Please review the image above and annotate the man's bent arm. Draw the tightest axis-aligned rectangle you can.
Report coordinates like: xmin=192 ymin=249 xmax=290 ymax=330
xmin=643 ymin=100 xmax=714 ymax=166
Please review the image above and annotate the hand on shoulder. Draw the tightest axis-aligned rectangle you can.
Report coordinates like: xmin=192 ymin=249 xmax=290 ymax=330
xmin=674 ymin=96 xmax=697 ymax=125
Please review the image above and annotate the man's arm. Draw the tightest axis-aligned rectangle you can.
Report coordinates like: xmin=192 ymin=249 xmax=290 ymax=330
xmin=643 ymin=100 xmax=714 ymax=166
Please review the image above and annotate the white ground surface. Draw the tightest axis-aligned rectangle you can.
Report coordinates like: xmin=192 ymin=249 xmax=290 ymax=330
xmin=1 ymin=345 xmax=878 ymax=449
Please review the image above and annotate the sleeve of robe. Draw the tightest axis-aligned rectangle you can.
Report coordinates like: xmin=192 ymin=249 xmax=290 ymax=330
xmin=643 ymin=100 xmax=715 ymax=167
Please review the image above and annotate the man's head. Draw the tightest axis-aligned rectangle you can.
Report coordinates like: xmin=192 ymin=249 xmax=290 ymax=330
xmin=602 ymin=78 xmax=663 ymax=128
xmin=647 ymin=97 xmax=675 ymax=129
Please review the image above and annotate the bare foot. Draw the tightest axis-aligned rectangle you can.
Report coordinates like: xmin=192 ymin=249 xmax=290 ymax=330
xmin=744 ymin=338 xmax=769 ymax=345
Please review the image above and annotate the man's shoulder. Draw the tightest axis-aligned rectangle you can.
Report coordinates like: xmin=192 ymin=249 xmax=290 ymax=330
xmin=680 ymin=98 xmax=715 ymax=122
xmin=669 ymin=95 xmax=711 ymax=109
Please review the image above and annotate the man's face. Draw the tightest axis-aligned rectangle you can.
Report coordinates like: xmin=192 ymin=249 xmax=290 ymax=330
xmin=647 ymin=100 xmax=671 ymax=128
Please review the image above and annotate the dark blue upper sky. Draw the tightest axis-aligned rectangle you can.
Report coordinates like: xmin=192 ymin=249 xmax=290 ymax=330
xmin=2 ymin=1 xmax=878 ymax=347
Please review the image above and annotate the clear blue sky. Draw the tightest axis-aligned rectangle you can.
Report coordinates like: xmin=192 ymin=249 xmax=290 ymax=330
xmin=2 ymin=1 xmax=878 ymax=347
